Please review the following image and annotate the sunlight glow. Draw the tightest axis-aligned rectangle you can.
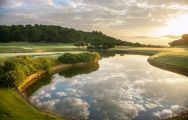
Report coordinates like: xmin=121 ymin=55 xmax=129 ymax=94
xmin=154 ymin=14 xmax=188 ymax=36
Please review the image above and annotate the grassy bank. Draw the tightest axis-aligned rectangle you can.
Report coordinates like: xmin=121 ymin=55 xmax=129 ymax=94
xmin=149 ymin=52 xmax=188 ymax=69
xmin=0 ymin=88 xmax=63 ymax=120
xmin=148 ymin=52 xmax=188 ymax=77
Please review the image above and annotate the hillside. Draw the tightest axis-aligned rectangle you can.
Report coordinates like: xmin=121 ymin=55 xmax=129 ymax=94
xmin=0 ymin=25 xmax=131 ymax=45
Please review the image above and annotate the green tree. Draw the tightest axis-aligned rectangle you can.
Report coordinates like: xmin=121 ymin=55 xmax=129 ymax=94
xmin=0 ymin=27 xmax=10 ymax=42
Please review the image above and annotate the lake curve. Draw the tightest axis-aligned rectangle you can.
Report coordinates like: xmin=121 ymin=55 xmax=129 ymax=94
xmin=29 ymin=54 xmax=188 ymax=120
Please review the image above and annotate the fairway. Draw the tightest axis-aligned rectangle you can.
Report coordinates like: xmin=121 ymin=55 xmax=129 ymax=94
xmin=0 ymin=42 xmax=86 ymax=53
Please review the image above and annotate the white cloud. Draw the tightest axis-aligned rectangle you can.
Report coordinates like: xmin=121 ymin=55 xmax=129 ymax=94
xmin=54 ymin=97 xmax=89 ymax=119
xmin=153 ymin=105 xmax=188 ymax=119
xmin=92 ymin=98 xmax=144 ymax=120
xmin=56 ymin=91 xmax=66 ymax=97
xmin=0 ymin=0 xmax=188 ymax=44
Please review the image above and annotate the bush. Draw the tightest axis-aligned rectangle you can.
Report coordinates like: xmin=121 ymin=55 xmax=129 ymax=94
xmin=58 ymin=52 xmax=100 ymax=64
xmin=0 ymin=56 xmax=56 ymax=87
xmin=0 ymin=53 xmax=100 ymax=87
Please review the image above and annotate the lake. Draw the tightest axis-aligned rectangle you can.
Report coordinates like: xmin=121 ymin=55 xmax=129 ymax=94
xmin=28 ymin=54 xmax=188 ymax=120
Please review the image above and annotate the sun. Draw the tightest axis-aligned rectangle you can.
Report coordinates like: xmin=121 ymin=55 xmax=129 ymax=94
xmin=154 ymin=14 xmax=188 ymax=36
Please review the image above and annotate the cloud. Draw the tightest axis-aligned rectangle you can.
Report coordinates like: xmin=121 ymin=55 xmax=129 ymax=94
xmin=54 ymin=97 xmax=89 ymax=119
xmin=0 ymin=0 xmax=188 ymax=44
xmin=56 ymin=91 xmax=66 ymax=97
xmin=0 ymin=0 xmax=23 ymax=8
xmin=92 ymin=98 xmax=144 ymax=120
xmin=153 ymin=105 xmax=188 ymax=119
xmin=134 ymin=78 xmax=188 ymax=105
xmin=31 ymin=99 xmax=59 ymax=111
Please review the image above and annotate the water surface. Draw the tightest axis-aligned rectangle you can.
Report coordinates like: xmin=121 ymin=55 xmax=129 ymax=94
xmin=29 ymin=55 xmax=188 ymax=120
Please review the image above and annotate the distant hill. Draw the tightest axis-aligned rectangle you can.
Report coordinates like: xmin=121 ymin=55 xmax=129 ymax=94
xmin=0 ymin=24 xmax=131 ymax=45
xmin=169 ymin=34 xmax=188 ymax=46
xmin=0 ymin=24 xmax=163 ymax=48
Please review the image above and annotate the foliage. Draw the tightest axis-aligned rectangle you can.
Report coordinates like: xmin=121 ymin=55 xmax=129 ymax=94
xmin=0 ymin=25 xmax=161 ymax=48
xmin=58 ymin=52 xmax=100 ymax=64
xmin=0 ymin=56 xmax=56 ymax=87
xmin=182 ymin=34 xmax=188 ymax=40
xmin=0 ymin=25 xmax=131 ymax=46
xmin=74 ymin=41 xmax=87 ymax=47
xmin=169 ymin=34 xmax=188 ymax=46
xmin=59 ymin=62 xmax=99 ymax=78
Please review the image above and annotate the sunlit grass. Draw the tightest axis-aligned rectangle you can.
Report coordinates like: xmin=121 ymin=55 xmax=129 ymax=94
xmin=0 ymin=42 xmax=84 ymax=53
xmin=150 ymin=52 xmax=188 ymax=68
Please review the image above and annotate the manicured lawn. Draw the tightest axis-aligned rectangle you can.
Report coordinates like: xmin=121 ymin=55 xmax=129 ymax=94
xmin=0 ymin=42 xmax=75 ymax=48
xmin=0 ymin=88 xmax=63 ymax=120
xmin=0 ymin=42 xmax=85 ymax=53
xmin=150 ymin=52 xmax=188 ymax=69
xmin=111 ymin=47 xmax=188 ymax=56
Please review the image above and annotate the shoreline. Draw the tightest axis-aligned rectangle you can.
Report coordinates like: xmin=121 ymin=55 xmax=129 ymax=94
xmin=148 ymin=57 xmax=188 ymax=77
xmin=15 ymin=60 xmax=98 ymax=120
xmin=18 ymin=60 xmax=98 ymax=92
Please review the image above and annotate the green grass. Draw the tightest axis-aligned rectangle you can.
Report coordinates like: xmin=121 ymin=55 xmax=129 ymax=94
xmin=0 ymin=42 xmax=86 ymax=53
xmin=110 ymin=47 xmax=188 ymax=56
xmin=0 ymin=88 xmax=63 ymax=120
xmin=150 ymin=52 xmax=188 ymax=69
xmin=0 ymin=42 xmax=75 ymax=48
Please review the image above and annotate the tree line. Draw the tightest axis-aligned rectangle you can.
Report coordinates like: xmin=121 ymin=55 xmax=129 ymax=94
xmin=0 ymin=24 xmax=159 ymax=49
xmin=0 ymin=24 xmax=129 ymax=43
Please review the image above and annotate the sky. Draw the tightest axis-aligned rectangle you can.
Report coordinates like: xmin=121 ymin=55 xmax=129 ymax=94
xmin=0 ymin=0 xmax=188 ymax=45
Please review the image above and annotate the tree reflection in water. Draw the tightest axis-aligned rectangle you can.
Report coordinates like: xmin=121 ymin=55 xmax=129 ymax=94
xmin=25 ymin=62 xmax=99 ymax=96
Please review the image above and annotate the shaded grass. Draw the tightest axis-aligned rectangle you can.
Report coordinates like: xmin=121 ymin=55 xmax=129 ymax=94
xmin=0 ymin=88 xmax=63 ymax=120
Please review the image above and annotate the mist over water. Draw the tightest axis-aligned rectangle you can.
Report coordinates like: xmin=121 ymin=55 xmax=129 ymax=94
xmin=29 ymin=55 xmax=188 ymax=120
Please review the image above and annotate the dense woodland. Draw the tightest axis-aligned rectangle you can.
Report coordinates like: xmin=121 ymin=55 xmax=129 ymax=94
xmin=0 ymin=24 xmax=159 ymax=49
xmin=169 ymin=34 xmax=188 ymax=46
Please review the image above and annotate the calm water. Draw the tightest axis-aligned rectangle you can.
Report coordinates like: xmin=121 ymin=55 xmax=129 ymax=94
xmin=29 ymin=55 xmax=188 ymax=120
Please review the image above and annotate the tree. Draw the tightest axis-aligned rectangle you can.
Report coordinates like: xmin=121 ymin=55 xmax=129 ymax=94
xmin=74 ymin=41 xmax=87 ymax=48
xmin=0 ymin=27 xmax=10 ymax=42
xmin=169 ymin=34 xmax=188 ymax=46
xmin=182 ymin=34 xmax=188 ymax=40
xmin=0 ymin=25 xmax=135 ymax=46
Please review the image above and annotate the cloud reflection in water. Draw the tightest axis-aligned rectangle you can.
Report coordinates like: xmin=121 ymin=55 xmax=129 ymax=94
xmin=30 ymin=55 xmax=188 ymax=120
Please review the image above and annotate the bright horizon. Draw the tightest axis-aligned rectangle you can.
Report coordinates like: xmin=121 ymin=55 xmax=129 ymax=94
xmin=0 ymin=0 xmax=188 ymax=45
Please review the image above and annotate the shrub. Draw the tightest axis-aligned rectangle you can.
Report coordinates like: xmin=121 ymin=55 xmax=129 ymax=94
xmin=58 ymin=52 xmax=100 ymax=64
xmin=0 ymin=56 xmax=56 ymax=87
